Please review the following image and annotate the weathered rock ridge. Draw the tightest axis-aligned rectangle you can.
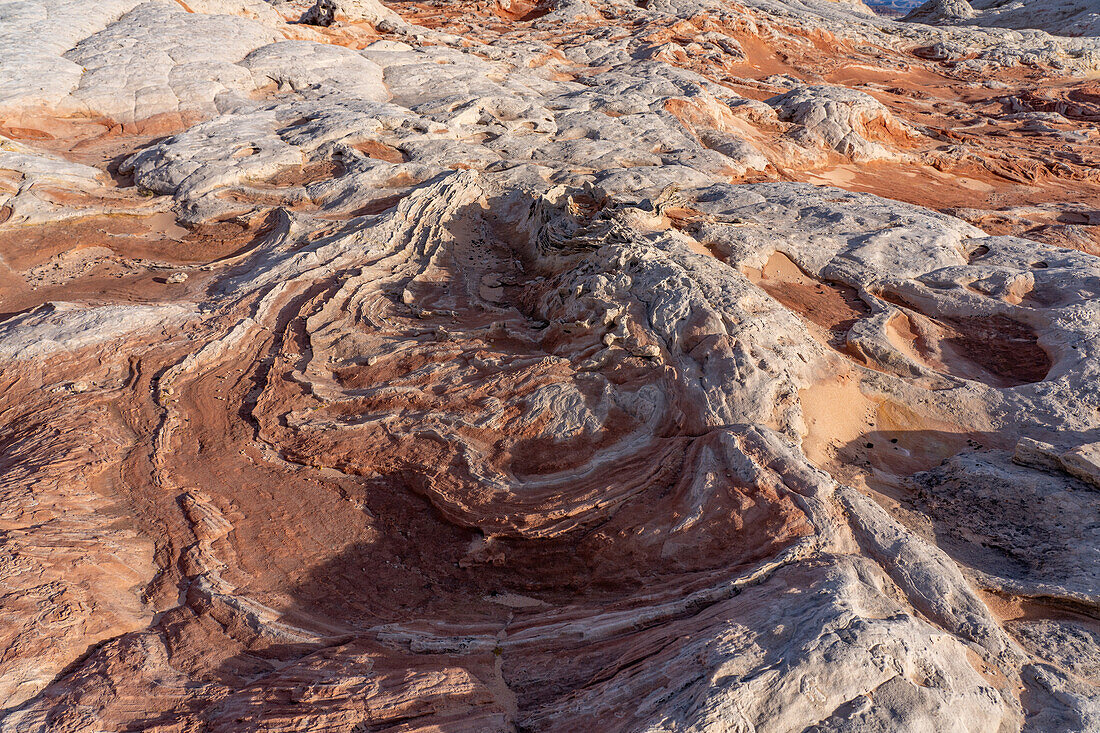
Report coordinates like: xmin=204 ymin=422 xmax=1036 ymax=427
xmin=0 ymin=0 xmax=1099 ymax=730
xmin=907 ymin=0 xmax=1100 ymax=37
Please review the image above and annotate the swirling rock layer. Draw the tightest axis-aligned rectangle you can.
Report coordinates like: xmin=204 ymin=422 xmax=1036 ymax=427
xmin=1 ymin=0 xmax=1099 ymax=730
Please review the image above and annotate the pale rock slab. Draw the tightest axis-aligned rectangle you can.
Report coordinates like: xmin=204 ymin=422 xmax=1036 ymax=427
xmin=62 ymin=1 xmax=280 ymax=123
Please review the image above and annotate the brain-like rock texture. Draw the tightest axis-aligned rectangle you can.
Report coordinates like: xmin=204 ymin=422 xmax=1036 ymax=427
xmin=0 ymin=0 xmax=1099 ymax=730
xmin=767 ymin=85 xmax=920 ymax=159
xmin=904 ymin=0 xmax=976 ymax=23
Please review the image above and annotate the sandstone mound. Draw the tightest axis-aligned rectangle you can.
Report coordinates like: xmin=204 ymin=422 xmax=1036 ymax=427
xmin=904 ymin=0 xmax=976 ymax=24
xmin=907 ymin=0 xmax=1100 ymax=36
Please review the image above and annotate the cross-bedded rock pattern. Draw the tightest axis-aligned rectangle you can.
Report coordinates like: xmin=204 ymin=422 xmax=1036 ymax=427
xmin=0 ymin=0 xmax=1099 ymax=730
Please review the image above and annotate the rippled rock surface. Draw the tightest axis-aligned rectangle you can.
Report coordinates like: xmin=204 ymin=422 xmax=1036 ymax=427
xmin=1 ymin=0 xmax=1099 ymax=730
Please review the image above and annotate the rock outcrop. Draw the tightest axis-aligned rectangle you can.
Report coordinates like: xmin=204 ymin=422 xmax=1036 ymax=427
xmin=904 ymin=0 xmax=976 ymax=24
xmin=907 ymin=0 xmax=1100 ymax=37
xmin=0 ymin=0 xmax=1099 ymax=730
xmin=768 ymin=85 xmax=920 ymax=159
xmin=300 ymin=0 xmax=402 ymax=27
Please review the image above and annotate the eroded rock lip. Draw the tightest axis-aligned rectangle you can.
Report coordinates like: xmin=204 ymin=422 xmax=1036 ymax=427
xmin=1 ymin=0 xmax=1099 ymax=730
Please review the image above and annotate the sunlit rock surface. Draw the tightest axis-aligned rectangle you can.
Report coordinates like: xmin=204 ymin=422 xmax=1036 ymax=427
xmin=0 ymin=0 xmax=1099 ymax=730
xmin=906 ymin=0 xmax=1100 ymax=37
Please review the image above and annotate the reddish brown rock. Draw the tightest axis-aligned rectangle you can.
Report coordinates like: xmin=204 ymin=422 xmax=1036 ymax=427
xmin=1 ymin=0 xmax=1099 ymax=730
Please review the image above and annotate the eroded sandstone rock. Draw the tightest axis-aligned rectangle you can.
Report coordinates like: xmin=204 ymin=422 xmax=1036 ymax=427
xmin=0 ymin=0 xmax=1098 ymax=729
xmin=905 ymin=0 xmax=976 ymax=24
xmin=300 ymin=0 xmax=402 ymax=27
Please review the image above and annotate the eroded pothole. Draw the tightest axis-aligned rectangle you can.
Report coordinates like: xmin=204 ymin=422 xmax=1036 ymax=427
xmin=743 ymin=251 xmax=871 ymax=352
xmin=884 ymin=300 xmax=1051 ymax=387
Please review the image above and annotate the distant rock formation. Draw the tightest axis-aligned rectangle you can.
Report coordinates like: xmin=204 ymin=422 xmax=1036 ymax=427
xmin=906 ymin=0 xmax=1100 ymax=36
xmin=300 ymin=0 xmax=402 ymax=26
xmin=864 ymin=0 xmax=923 ymax=18
xmin=904 ymin=0 xmax=976 ymax=24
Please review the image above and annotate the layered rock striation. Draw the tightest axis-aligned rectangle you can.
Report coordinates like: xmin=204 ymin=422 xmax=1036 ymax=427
xmin=0 ymin=0 xmax=1099 ymax=730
